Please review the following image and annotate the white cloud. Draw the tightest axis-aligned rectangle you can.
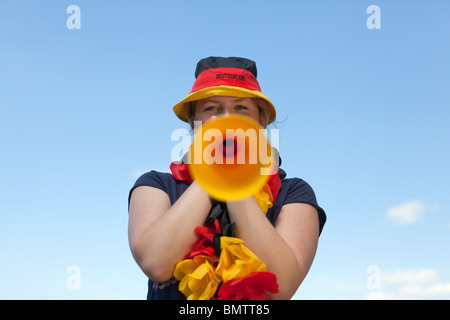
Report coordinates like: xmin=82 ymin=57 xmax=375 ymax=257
xmin=365 ymin=282 xmax=450 ymax=300
xmin=382 ymin=268 xmax=440 ymax=285
xmin=365 ymin=268 xmax=450 ymax=300
xmin=386 ymin=200 xmax=427 ymax=225
xmin=424 ymin=282 xmax=450 ymax=296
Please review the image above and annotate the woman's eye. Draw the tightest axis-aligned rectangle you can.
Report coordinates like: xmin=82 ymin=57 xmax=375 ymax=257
xmin=204 ymin=106 xmax=217 ymax=111
xmin=236 ymin=105 xmax=248 ymax=110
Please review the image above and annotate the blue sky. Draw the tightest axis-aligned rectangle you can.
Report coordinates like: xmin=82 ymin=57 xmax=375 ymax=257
xmin=1 ymin=0 xmax=449 ymax=299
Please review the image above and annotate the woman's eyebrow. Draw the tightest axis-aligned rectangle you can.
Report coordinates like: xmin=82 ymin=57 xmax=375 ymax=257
xmin=198 ymin=97 xmax=249 ymax=106
xmin=199 ymin=99 xmax=220 ymax=105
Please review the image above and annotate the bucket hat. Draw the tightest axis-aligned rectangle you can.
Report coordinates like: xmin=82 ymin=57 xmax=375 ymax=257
xmin=173 ymin=57 xmax=276 ymax=124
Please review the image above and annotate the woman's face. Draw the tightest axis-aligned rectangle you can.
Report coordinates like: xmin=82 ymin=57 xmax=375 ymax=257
xmin=194 ymin=96 xmax=264 ymax=127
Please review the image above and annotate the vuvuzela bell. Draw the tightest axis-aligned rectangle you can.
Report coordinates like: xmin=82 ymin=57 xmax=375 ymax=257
xmin=188 ymin=114 xmax=274 ymax=202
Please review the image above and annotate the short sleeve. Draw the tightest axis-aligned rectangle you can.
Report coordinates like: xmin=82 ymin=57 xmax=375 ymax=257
xmin=282 ymin=179 xmax=327 ymax=235
xmin=128 ymin=171 xmax=169 ymax=205
xmin=128 ymin=170 xmax=190 ymax=209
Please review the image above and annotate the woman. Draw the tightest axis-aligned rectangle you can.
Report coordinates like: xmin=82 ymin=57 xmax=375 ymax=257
xmin=128 ymin=57 xmax=326 ymax=300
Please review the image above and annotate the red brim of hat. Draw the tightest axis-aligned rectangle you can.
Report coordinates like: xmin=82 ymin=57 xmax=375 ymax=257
xmin=173 ymin=85 xmax=276 ymax=124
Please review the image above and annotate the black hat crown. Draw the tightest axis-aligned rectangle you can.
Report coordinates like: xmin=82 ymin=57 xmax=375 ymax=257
xmin=195 ymin=56 xmax=258 ymax=79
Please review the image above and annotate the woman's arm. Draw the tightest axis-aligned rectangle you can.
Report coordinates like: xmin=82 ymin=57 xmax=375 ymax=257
xmin=128 ymin=181 xmax=212 ymax=282
xmin=226 ymin=197 xmax=319 ymax=299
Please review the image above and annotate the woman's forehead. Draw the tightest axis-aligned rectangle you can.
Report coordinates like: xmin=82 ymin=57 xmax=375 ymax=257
xmin=198 ymin=96 xmax=253 ymax=104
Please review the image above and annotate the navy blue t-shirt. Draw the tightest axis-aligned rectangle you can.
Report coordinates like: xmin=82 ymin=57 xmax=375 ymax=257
xmin=128 ymin=170 xmax=326 ymax=300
